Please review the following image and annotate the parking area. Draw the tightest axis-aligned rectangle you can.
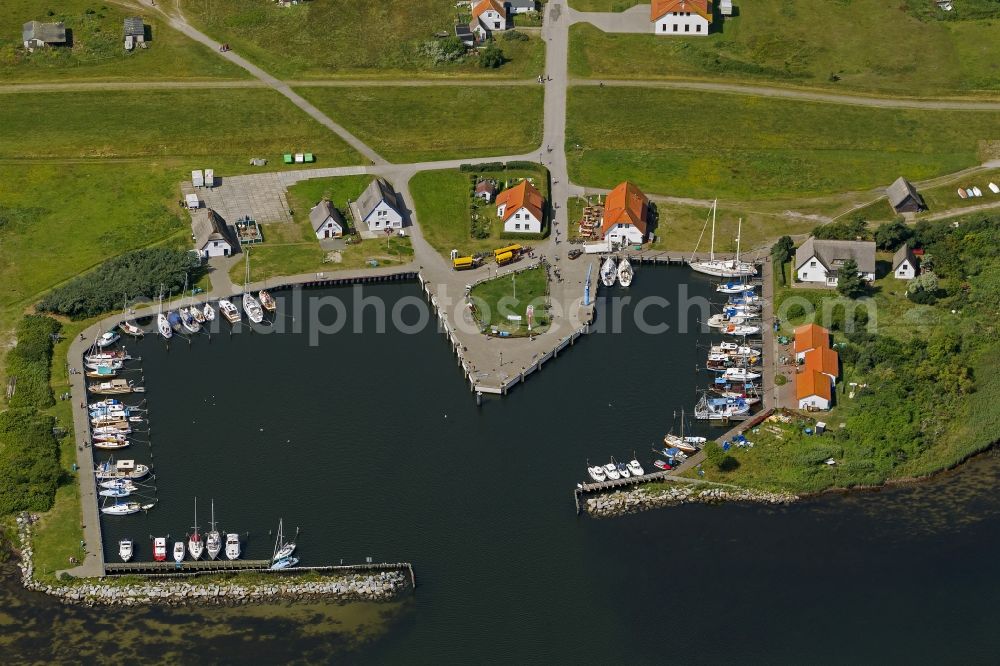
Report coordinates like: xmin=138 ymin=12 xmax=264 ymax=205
xmin=180 ymin=173 xmax=292 ymax=224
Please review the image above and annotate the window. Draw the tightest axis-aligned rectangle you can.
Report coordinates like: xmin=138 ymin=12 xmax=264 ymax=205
xmin=662 ymin=24 xmax=666 ymax=32
xmin=673 ymin=24 xmax=678 ymax=32
xmin=810 ymin=260 xmax=817 ymax=267
xmin=685 ymin=24 xmax=690 ymax=32
xmin=696 ymin=25 xmax=701 ymax=32
xmin=515 ymin=223 xmax=521 ymax=230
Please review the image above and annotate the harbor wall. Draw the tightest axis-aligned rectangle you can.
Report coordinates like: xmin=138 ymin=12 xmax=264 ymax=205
xmin=584 ymin=483 xmax=798 ymax=518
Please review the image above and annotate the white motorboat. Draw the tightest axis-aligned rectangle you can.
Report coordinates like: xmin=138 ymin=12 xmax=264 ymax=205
xmin=84 ymin=359 xmax=124 ymax=372
xmin=219 ymin=299 xmax=241 ymax=324
xmin=616 ymin=460 xmax=630 ymax=479
xmin=708 ymin=313 xmax=752 ymax=329
xmin=713 ymin=342 xmax=760 ymax=356
xmin=99 ymin=479 xmax=138 ymax=491
xmin=972 ymin=186 xmax=983 ymax=197
xmin=188 ymin=498 xmax=205 ymax=560
xmin=94 ymin=459 xmax=149 ymax=481
xmin=179 ymin=307 xmax=201 ymax=334
xmin=93 ymin=438 xmax=130 ymax=451
xmin=203 ymin=302 xmax=216 ymax=322
xmin=243 ymin=292 xmax=264 ymax=323
xmin=716 ymin=281 xmax=754 ymax=294
xmin=694 ymin=394 xmax=751 ymax=421
xmin=722 ymin=367 xmax=761 ymax=381
xmin=616 ymin=257 xmax=633 ymax=287
xmin=173 ymin=541 xmax=185 ymax=563
xmin=600 ymin=256 xmax=617 ymax=287
xmin=689 ymin=206 xmax=757 ymax=278
xmin=101 ymin=501 xmax=142 ymax=516
xmin=628 ymin=459 xmax=644 ymax=476
xmin=192 ymin=306 xmax=206 ymax=324
xmin=154 ymin=537 xmax=168 ymax=562
xmin=96 ymin=331 xmax=120 ymax=348
xmin=270 ymin=556 xmax=299 ymax=570
xmin=272 ymin=518 xmax=296 ymax=562
xmin=225 ymin=533 xmax=241 ymax=560
xmin=100 ymin=485 xmax=133 ymax=498
xmin=587 ymin=465 xmax=607 ymax=483
xmin=966 ymin=188 xmax=975 ymax=198
xmin=206 ymin=500 xmax=222 ymax=560
xmin=723 ymin=323 xmax=761 ymax=336
xmin=602 ymin=462 xmax=620 ymax=480
xmin=85 ymin=365 xmax=117 ymax=379
xmin=119 ymin=539 xmax=134 ymax=562
xmin=89 ymin=398 xmax=122 ymax=409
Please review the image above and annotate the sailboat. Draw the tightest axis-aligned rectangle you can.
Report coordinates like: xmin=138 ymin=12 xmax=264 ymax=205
xmin=242 ymin=251 xmax=264 ymax=323
xmin=206 ymin=500 xmax=222 ymax=560
xmin=179 ymin=276 xmax=201 ymax=333
xmin=271 ymin=518 xmax=296 ymax=563
xmin=202 ymin=302 xmax=217 ymax=322
xmin=188 ymin=497 xmax=204 ymax=560
xmin=118 ymin=294 xmax=144 ymax=337
xmin=617 ymin=256 xmax=633 ymax=287
xmin=157 ymin=288 xmax=173 ymax=339
xmin=689 ymin=203 xmax=757 ymax=278
xmin=600 ymin=256 xmax=617 ymax=287
xmin=664 ymin=409 xmax=706 ymax=453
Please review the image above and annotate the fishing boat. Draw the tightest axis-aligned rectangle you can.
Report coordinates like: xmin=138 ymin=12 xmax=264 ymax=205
xmin=628 ymin=459 xmax=644 ymax=476
xmin=271 ymin=519 xmax=296 ymax=562
xmin=88 ymin=379 xmax=134 ymax=395
xmin=722 ymin=366 xmax=761 ymax=382
xmin=179 ymin=307 xmax=201 ymax=334
xmin=694 ymin=394 xmax=751 ymax=421
xmin=225 ymin=533 xmax=241 ymax=560
xmin=270 ymin=556 xmax=299 ymax=570
xmin=93 ymin=438 xmax=130 ymax=451
xmin=259 ymin=289 xmax=276 ymax=312
xmin=85 ymin=366 xmax=117 ymax=379
xmin=600 ymin=256 xmax=617 ymax=287
xmin=119 ymin=539 xmax=134 ymax=562
xmin=94 ymin=459 xmax=149 ymax=481
xmin=84 ymin=358 xmax=124 ymax=372
xmin=173 ymin=541 xmax=185 ymax=564
xmin=243 ymin=251 xmax=265 ymax=323
xmin=99 ymin=479 xmax=138 ymax=490
xmin=89 ymin=398 xmax=122 ymax=409
xmin=188 ymin=498 xmax=204 ymax=560
xmin=689 ymin=204 xmax=757 ymax=278
xmin=712 ymin=342 xmax=761 ymax=357
xmin=203 ymin=302 xmax=217 ymax=322
xmin=101 ymin=501 xmax=142 ymax=516
xmin=602 ymin=462 xmax=620 ymax=480
xmin=972 ymin=186 xmax=983 ymax=197
xmin=616 ymin=257 xmax=633 ymax=287
xmin=154 ymin=537 xmax=167 ymax=562
xmin=96 ymin=331 xmax=120 ymax=348
xmin=92 ymin=425 xmax=132 ymax=436
xmin=206 ymin=500 xmax=222 ymax=560
xmin=587 ymin=465 xmax=607 ymax=483
xmin=219 ymin=299 xmax=241 ymax=324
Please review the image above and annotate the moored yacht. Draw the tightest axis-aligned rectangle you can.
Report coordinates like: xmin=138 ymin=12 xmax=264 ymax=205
xmin=628 ymin=459 xmax=644 ymax=476
xmin=219 ymin=299 xmax=241 ymax=324
xmin=101 ymin=501 xmax=142 ymax=516
xmin=188 ymin=498 xmax=204 ymax=560
xmin=689 ymin=206 xmax=757 ymax=278
xmin=225 ymin=533 xmax=241 ymax=560
xmin=603 ymin=462 xmax=620 ymax=480
xmin=259 ymin=289 xmax=276 ymax=312
xmin=202 ymin=302 xmax=216 ymax=322
xmin=154 ymin=537 xmax=167 ymax=562
xmin=119 ymin=538 xmax=133 ymax=562
xmin=243 ymin=292 xmax=264 ymax=324
xmin=587 ymin=465 xmax=607 ymax=483
xmin=600 ymin=256 xmax=617 ymax=287
xmin=96 ymin=331 xmax=120 ymax=348
xmin=173 ymin=541 xmax=185 ymax=563
xmin=616 ymin=257 xmax=633 ymax=287
xmin=206 ymin=500 xmax=222 ymax=560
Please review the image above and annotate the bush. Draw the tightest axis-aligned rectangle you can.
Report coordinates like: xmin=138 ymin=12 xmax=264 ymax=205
xmin=774 ymin=374 xmax=788 ymax=386
xmin=38 ymin=248 xmax=201 ymax=319
xmin=874 ymin=219 xmax=912 ymax=251
xmin=0 ymin=409 xmax=60 ymax=515
xmin=5 ymin=316 xmax=61 ymax=409
xmin=478 ymin=42 xmax=505 ymax=69
xmin=503 ymin=30 xmax=529 ymax=42
xmin=813 ymin=216 xmax=869 ymax=241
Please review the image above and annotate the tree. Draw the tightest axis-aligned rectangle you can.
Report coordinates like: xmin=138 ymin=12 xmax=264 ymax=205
xmin=478 ymin=42 xmax=505 ymax=69
xmin=836 ymin=259 xmax=866 ymax=298
xmin=874 ymin=219 xmax=912 ymax=250
xmin=771 ymin=236 xmax=795 ymax=285
xmin=813 ymin=216 xmax=868 ymax=241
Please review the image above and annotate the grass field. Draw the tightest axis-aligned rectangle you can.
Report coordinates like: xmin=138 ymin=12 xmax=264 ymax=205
xmin=185 ymin=0 xmax=544 ymax=80
xmin=566 ymin=87 xmax=999 ymax=200
xmin=846 ymin=167 xmax=1000 ymax=223
xmin=568 ymin=0 xmax=643 ymax=10
xmin=410 ymin=167 xmax=549 ymax=259
xmin=568 ymin=1 xmax=1000 ymax=95
xmin=0 ymin=89 xmax=362 ymax=172
xmin=0 ymin=0 xmax=247 ymax=82
xmin=296 ymin=86 xmax=544 ymax=162
xmin=469 ymin=265 xmax=550 ymax=334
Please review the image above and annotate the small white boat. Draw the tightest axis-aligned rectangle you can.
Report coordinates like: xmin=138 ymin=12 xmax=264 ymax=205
xmin=603 ymin=463 xmax=620 ymax=480
xmin=100 ymin=486 xmax=132 ymax=498
xmin=270 ymin=556 xmax=299 ymax=570
xmin=722 ymin=367 xmax=761 ymax=381
xmin=119 ymin=320 xmax=143 ymax=337
xmin=173 ymin=541 xmax=185 ymax=563
xmin=99 ymin=479 xmax=138 ymax=491
xmin=157 ymin=313 xmax=172 ymax=339
xmin=225 ymin=533 xmax=241 ymax=560
xmin=601 ymin=256 xmax=617 ymax=287
xmin=206 ymin=500 xmax=222 ymax=560
xmin=203 ymin=302 xmax=216 ymax=322
xmin=179 ymin=307 xmax=201 ymax=334
xmin=723 ymin=323 xmax=761 ymax=336
xmin=192 ymin=306 xmax=206 ymax=324
xmin=628 ymin=459 xmax=644 ymax=476
xmin=989 ymin=182 xmax=999 ymax=194
xmin=972 ymin=186 xmax=983 ymax=197
xmin=85 ymin=365 xmax=117 ymax=379
xmin=664 ymin=435 xmax=699 ymax=454
xmin=219 ymin=299 xmax=241 ymax=324
xmin=89 ymin=398 xmax=122 ymax=409
xmin=243 ymin=293 xmax=264 ymax=323
xmin=272 ymin=518 xmax=296 ymax=562
xmin=96 ymin=331 xmax=120 ymax=348
xmin=188 ymin=498 xmax=205 ymax=560
xmin=587 ymin=466 xmax=607 ymax=483
xmin=616 ymin=257 xmax=633 ymax=287
xmin=966 ymin=188 xmax=975 ymax=198
xmin=93 ymin=438 xmax=130 ymax=450
xmin=119 ymin=539 xmax=134 ymax=562
xmin=94 ymin=459 xmax=149 ymax=481
xmin=84 ymin=350 xmax=129 ymax=364
xmin=154 ymin=537 xmax=167 ymax=562
xmin=616 ymin=460 xmax=631 ymax=479
xmin=92 ymin=424 xmax=131 ymax=436
xmin=101 ymin=501 xmax=142 ymax=516
xmin=716 ymin=282 xmax=753 ymax=294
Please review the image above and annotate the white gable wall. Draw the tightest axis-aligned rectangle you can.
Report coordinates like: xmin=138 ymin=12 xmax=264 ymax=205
xmin=798 ymin=395 xmax=831 ymax=410
xmin=654 ymin=12 xmax=710 ymax=36
xmin=364 ymin=201 xmax=403 ymax=230
xmin=894 ymin=260 xmax=915 ymax=280
xmin=502 ymin=207 xmax=541 ymax=233
xmin=604 ymin=223 xmax=644 ymax=246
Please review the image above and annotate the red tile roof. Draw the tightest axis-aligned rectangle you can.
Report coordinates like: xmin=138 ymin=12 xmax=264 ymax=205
xmin=601 ymin=181 xmax=648 ymax=236
xmin=650 ymin=0 xmax=713 ymax=22
xmin=804 ymin=347 xmax=840 ymax=379
xmin=472 ymin=0 xmax=505 ymax=20
xmin=796 ymin=370 xmax=832 ymax=402
xmin=793 ymin=323 xmax=830 ymax=354
xmin=496 ymin=180 xmax=544 ymax=223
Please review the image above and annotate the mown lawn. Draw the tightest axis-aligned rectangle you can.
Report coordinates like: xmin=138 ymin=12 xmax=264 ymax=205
xmin=185 ymin=0 xmax=544 ymax=79
xmin=568 ymin=0 xmax=644 ymax=10
xmin=296 ymin=86 xmax=544 ymax=163
xmin=0 ymin=89 xmax=362 ymax=172
xmin=410 ymin=167 xmax=549 ymax=259
xmin=469 ymin=265 xmax=550 ymax=334
xmin=0 ymin=0 xmax=248 ymax=82
xmin=568 ymin=0 xmax=1000 ymax=95
xmin=566 ymin=86 xmax=998 ymax=200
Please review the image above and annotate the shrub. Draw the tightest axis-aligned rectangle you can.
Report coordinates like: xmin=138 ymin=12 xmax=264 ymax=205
xmin=874 ymin=219 xmax=912 ymax=251
xmin=774 ymin=374 xmax=788 ymax=386
xmin=0 ymin=409 xmax=60 ymax=515
xmin=503 ymin=30 xmax=529 ymax=42
xmin=478 ymin=42 xmax=505 ymax=69
xmin=813 ymin=216 xmax=869 ymax=241
xmin=5 ymin=316 xmax=61 ymax=409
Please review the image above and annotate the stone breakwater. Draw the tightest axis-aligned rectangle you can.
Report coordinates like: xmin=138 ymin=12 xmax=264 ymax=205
xmin=585 ymin=484 xmax=798 ymax=518
xmin=13 ymin=514 xmax=408 ymax=607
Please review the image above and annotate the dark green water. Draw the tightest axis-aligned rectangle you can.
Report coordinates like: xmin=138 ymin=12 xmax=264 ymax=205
xmin=5 ymin=267 xmax=1000 ymax=663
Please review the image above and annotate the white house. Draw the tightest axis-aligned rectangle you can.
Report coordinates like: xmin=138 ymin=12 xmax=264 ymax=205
xmin=497 ymin=180 xmax=545 ymax=234
xmin=506 ymin=0 xmax=536 ymax=14
xmin=797 ymin=370 xmax=832 ymax=411
xmin=193 ymin=209 xmax=236 ymax=258
xmin=892 ymin=245 xmax=918 ymax=280
xmin=601 ymin=181 xmax=649 ymax=246
xmin=795 ymin=238 xmax=876 ymax=286
xmin=309 ymin=200 xmax=344 ymax=240
xmin=353 ymin=177 xmax=404 ymax=231
xmin=650 ymin=0 xmax=712 ymax=37
xmin=470 ymin=0 xmax=507 ymax=41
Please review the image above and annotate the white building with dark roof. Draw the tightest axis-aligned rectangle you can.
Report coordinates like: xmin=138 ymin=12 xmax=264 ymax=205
xmin=193 ymin=209 xmax=236 ymax=258
xmin=23 ymin=21 xmax=66 ymax=49
xmin=795 ymin=238 xmax=876 ymax=286
xmin=892 ymin=245 xmax=918 ymax=280
xmin=309 ymin=200 xmax=344 ymax=240
xmin=352 ymin=178 xmax=404 ymax=232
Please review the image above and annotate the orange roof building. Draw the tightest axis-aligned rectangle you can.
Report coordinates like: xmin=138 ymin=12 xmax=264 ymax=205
xmin=793 ymin=323 xmax=830 ymax=360
xmin=470 ymin=0 xmax=507 ymax=38
xmin=601 ymin=181 xmax=649 ymax=244
xmin=496 ymin=180 xmax=545 ymax=234
xmin=796 ymin=370 xmax=832 ymax=410
xmin=804 ymin=347 xmax=840 ymax=381
xmin=651 ymin=0 xmax=713 ymax=36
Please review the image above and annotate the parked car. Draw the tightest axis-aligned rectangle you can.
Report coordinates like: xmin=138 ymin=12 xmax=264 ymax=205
xmin=568 ymin=249 xmax=583 ymax=260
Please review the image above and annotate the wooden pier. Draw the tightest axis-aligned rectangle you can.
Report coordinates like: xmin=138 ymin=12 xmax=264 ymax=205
xmin=574 ymin=470 xmax=697 ymax=514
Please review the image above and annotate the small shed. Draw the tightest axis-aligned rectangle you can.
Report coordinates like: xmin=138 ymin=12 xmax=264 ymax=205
xmin=475 ymin=179 xmax=497 ymax=202
xmin=720 ymin=0 xmax=733 ymax=15
xmin=455 ymin=24 xmax=474 ymax=47
xmin=23 ymin=21 xmax=66 ymax=49
xmin=123 ymin=17 xmax=145 ymax=50
xmin=886 ymin=176 xmax=926 ymax=214
xmin=191 ymin=170 xmax=204 ymax=187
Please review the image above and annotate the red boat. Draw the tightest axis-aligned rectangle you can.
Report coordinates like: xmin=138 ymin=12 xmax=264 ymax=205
xmin=153 ymin=537 xmax=167 ymax=562
xmin=653 ymin=459 xmax=673 ymax=471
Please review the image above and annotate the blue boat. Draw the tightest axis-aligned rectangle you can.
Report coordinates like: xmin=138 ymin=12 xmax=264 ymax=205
xmin=167 ymin=311 xmax=183 ymax=332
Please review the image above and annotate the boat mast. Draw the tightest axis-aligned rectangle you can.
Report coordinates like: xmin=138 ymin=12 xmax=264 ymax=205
xmin=192 ymin=497 xmax=200 ymax=537
xmin=709 ymin=200 xmax=717 ymax=262
xmin=735 ymin=217 xmax=742 ymax=264
xmin=273 ymin=518 xmax=283 ymax=559
xmin=210 ymin=499 xmax=216 ymax=532
xmin=689 ymin=201 xmax=714 ymax=264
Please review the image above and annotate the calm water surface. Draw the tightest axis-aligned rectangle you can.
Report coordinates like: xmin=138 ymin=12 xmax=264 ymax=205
xmin=5 ymin=267 xmax=999 ymax=663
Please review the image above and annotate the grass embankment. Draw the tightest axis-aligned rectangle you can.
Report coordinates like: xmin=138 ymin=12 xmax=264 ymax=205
xmin=568 ymin=0 xmax=1000 ymax=95
xmin=469 ymin=265 xmax=550 ymax=335
xmin=566 ymin=86 xmax=998 ymax=200
xmin=295 ymin=86 xmax=544 ymax=163
xmin=410 ymin=165 xmax=549 ymax=259
xmin=691 ymin=214 xmax=1000 ymax=492
xmin=230 ymin=175 xmax=414 ymax=283
xmin=185 ymin=0 xmax=544 ymax=79
xmin=0 ymin=89 xmax=362 ymax=172
xmin=0 ymin=0 xmax=249 ymax=82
